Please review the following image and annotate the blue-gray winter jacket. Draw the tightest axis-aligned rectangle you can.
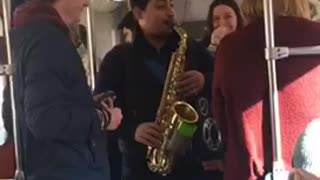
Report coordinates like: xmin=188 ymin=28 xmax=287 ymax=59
xmin=9 ymin=2 xmax=110 ymax=180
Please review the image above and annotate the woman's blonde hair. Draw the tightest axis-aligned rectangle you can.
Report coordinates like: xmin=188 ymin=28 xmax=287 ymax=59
xmin=309 ymin=0 xmax=320 ymax=21
xmin=241 ymin=0 xmax=311 ymax=23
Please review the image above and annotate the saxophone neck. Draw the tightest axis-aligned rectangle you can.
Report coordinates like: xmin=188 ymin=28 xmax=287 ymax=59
xmin=172 ymin=26 xmax=188 ymax=57
xmin=173 ymin=26 xmax=187 ymax=40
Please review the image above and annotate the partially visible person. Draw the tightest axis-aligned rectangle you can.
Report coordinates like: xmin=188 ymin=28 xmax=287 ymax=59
xmin=70 ymin=23 xmax=87 ymax=49
xmin=98 ymin=10 xmax=138 ymax=180
xmin=9 ymin=0 xmax=122 ymax=179
xmin=118 ymin=11 xmax=136 ymax=43
xmin=213 ymin=0 xmax=320 ymax=179
xmin=201 ymin=0 xmax=242 ymax=54
xmin=198 ymin=0 xmax=242 ymax=177
xmin=293 ymin=118 xmax=320 ymax=177
xmin=69 ymin=23 xmax=92 ymax=86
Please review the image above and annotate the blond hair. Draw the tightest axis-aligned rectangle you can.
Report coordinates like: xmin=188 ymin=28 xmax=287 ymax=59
xmin=241 ymin=0 xmax=311 ymax=23
xmin=309 ymin=0 xmax=320 ymax=20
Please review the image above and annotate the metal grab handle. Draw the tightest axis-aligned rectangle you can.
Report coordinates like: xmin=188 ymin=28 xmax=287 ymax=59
xmin=265 ymin=46 xmax=320 ymax=60
xmin=289 ymin=46 xmax=320 ymax=56
xmin=1 ymin=0 xmax=25 ymax=179
xmin=263 ymin=0 xmax=286 ymax=173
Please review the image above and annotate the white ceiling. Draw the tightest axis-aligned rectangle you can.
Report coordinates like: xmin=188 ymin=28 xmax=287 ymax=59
xmin=174 ymin=0 xmax=213 ymax=22
xmin=174 ymin=0 xmax=242 ymax=22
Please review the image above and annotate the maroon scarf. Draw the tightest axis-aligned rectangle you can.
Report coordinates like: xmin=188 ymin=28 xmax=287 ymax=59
xmin=12 ymin=1 xmax=69 ymax=35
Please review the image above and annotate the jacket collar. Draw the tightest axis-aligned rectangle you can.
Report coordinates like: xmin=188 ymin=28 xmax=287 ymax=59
xmin=133 ymin=26 xmax=180 ymax=56
xmin=12 ymin=1 xmax=69 ymax=35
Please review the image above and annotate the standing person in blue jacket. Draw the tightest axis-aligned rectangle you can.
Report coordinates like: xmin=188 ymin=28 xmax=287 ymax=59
xmin=9 ymin=0 xmax=123 ymax=180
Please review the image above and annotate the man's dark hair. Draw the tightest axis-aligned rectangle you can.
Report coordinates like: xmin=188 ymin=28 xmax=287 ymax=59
xmin=130 ymin=0 xmax=150 ymax=10
xmin=117 ymin=11 xmax=136 ymax=30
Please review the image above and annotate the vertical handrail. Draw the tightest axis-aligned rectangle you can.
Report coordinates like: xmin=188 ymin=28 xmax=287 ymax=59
xmin=127 ymin=0 xmax=131 ymax=10
xmin=263 ymin=0 xmax=285 ymax=171
xmin=86 ymin=6 xmax=96 ymax=92
xmin=1 ymin=0 xmax=25 ymax=179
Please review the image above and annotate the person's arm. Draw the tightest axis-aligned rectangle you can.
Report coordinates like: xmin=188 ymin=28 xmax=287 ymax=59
xmin=190 ymin=42 xmax=226 ymax=171
xmin=22 ymin=26 xmax=101 ymax=142
xmin=212 ymin=40 xmax=227 ymax=144
xmin=95 ymin=44 xmax=138 ymax=142
xmin=94 ymin=45 xmax=126 ymax=95
xmin=194 ymin=42 xmax=214 ymax=98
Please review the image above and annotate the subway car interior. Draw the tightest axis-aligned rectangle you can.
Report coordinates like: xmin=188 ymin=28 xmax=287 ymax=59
xmin=1 ymin=0 xmax=320 ymax=180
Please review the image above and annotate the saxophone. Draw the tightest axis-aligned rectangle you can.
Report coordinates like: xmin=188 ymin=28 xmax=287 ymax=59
xmin=146 ymin=26 xmax=199 ymax=175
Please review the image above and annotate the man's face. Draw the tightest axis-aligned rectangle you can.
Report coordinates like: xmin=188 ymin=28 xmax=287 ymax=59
xmin=136 ymin=0 xmax=176 ymax=36
xmin=55 ymin=0 xmax=89 ymax=25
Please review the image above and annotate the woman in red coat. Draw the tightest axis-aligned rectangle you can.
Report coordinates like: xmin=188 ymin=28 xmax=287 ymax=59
xmin=213 ymin=0 xmax=320 ymax=179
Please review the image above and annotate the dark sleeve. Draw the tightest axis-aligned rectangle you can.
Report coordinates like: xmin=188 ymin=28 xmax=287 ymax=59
xmin=212 ymin=40 xmax=227 ymax=143
xmin=193 ymin=41 xmax=214 ymax=98
xmin=94 ymin=45 xmax=125 ymax=95
xmin=22 ymin=27 xmax=101 ymax=142
xmin=94 ymin=46 xmax=125 ymax=146
xmin=94 ymin=44 xmax=137 ymax=142
xmin=200 ymin=35 xmax=211 ymax=48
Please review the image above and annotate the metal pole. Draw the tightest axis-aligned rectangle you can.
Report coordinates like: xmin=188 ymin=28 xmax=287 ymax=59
xmin=289 ymin=46 xmax=320 ymax=56
xmin=1 ymin=0 xmax=25 ymax=179
xmin=127 ymin=0 xmax=131 ymax=10
xmin=86 ymin=6 xmax=96 ymax=91
xmin=263 ymin=0 xmax=285 ymax=171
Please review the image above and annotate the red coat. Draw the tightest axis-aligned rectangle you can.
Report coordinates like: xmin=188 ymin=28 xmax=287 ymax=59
xmin=213 ymin=16 xmax=320 ymax=180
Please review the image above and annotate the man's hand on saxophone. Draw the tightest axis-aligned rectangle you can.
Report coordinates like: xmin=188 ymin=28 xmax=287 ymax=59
xmin=177 ymin=70 xmax=205 ymax=98
xmin=134 ymin=122 xmax=163 ymax=149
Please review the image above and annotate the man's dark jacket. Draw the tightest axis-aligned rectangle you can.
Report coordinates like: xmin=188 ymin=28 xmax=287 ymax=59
xmin=95 ymin=28 xmax=214 ymax=180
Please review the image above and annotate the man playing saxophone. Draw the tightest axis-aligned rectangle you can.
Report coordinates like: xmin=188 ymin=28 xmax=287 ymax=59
xmin=95 ymin=0 xmax=213 ymax=180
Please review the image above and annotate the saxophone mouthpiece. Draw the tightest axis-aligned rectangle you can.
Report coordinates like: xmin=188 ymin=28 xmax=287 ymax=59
xmin=166 ymin=20 xmax=176 ymax=29
xmin=167 ymin=18 xmax=180 ymax=29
